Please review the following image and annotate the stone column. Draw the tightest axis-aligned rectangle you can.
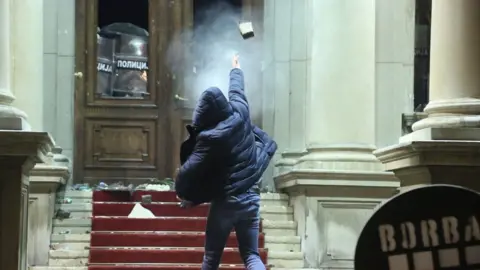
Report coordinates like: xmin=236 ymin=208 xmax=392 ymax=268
xmin=413 ymin=0 xmax=480 ymax=131
xmin=0 ymin=0 xmax=29 ymax=130
xmin=299 ymin=0 xmax=378 ymax=163
xmin=10 ymin=0 xmax=44 ymax=131
xmin=273 ymin=1 xmax=402 ymax=268
xmin=374 ymin=0 xmax=480 ymax=191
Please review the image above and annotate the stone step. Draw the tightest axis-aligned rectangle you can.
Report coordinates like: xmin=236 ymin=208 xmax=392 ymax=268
xmin=49 ymin=234 xmax=300 ymax=252
xmin=52 ymin=227 xmax=92 ymax=234
xmin=48 ymin=249 xmax=302 ymax=267
xmin=272 ymin=269 xmax=318 ymax=270
xmin=261 ymin=193 xmax=290 ymax=207
xmin=59 ymin=190 xmax=93 ymax=203
xmin=64 ymin=190 xmax=93 ymax=198
xmin=56 ymin=202 xmax=292 ymax=219
xmin=49 ymin=240 xmax=300 ymax=253
xmin=51 ymin=234 xmax=90 ymax=243
xmin=49 ymin=249 xmax=89 ymax=258
xmin=261 ymin=205 xmax=294 ymax=221
xmin=52 ymin=218 xmax=91 ymax=234
xmin=53 ymin=218 xmax=91 ymax=227
xmin=56 ymin=203 xmax=92 ymax=218
xmin=262 ymin=220 xmax=297 ymax=236
xmin=265 ymin=235 xmax=301 ymax=252
xmin=57 ymin=203 xmax=92 ymax=212
xmin=57 ymin=191 xmax=290 ymax=208
xmin=268 ymin=251 xmax=304 ymax=268
xmin=57 ymin=198 xmax=91 ymax=204
xmin=50 ymin=242 xmax=89 ymax=250
xmin=48 ymin=259 xmax=88 ymax=267
xmin=48 ymin=250 xmax=89 ymax=267
xmin=33 ymin=266 xmax=315 ymax=270
xmin=261 ymin=193 xmax=289 ymax=200
xmin=30 ymin=267 xmax=87 ymax=270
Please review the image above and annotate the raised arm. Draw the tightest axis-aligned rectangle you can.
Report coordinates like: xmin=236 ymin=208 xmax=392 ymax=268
xmin=228 ymin=55 xmax=250 ymax=122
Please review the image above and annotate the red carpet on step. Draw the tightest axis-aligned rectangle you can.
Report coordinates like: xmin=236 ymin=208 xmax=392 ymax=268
xmin=89 ymin=190 xmax=268 ymax=270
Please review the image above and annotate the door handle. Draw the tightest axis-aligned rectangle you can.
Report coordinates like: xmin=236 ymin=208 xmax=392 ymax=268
xmin=174 ymin=94 xmax=188 ymax=101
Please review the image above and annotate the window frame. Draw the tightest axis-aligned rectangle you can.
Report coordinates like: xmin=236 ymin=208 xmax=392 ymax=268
xmin=74 ymin=0 xmax=171 ymax=108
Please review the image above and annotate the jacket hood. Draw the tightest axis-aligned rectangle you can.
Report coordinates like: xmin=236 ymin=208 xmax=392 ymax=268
xmin=192 ymin=87 xmax=233 ymax=130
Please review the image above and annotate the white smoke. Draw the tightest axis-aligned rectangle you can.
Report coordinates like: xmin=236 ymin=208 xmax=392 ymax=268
xmin=165 ymin=1 xmax=264 ymax=122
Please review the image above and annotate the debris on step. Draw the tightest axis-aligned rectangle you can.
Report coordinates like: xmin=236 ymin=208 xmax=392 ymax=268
xmin=141 ymin=194 xmax=152 ymax=204
xmin=142 ymin=184 xmax=171 ymax=191
xmin=58 ymin=230 xmax=71 ymax=235
xmin=135 ymin=183 xmax=148 ymax=190
xmin=96 ymin=182 xmax=108 ymax=190
xmin=55 ymin=209 xmax=71 ymax=220
xmin=135 ymin=178 xmax=174 ymax=191
xmin=71 ymin=184 xmax=91 ymax=191
xmin=58 ymin=198 xmax=73 ymax=204
xmin=180 ymin=200 xmax=194 ymax=209
xmin=128 ymin=203 xmax=155 ymax=218
xmin=95 ymin=181 xmax=131 ymax=191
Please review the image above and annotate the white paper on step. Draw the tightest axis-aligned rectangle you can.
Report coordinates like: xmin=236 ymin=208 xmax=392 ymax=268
xmin=128 ymin=203 xmax=155 ymax=218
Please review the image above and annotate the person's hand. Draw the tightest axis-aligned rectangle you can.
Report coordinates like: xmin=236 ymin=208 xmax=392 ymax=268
xmin=232 ymin=54 xmax=241 ymax=69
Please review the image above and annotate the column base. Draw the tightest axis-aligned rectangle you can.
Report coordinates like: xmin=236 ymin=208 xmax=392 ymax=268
xmin=374 ymin=127 xmax=480 ymax=191
xmin=274 ymin=144 xmax=399 ymax=268
xmin=412 ymin=98 xmax=480 ymax=131
xmin=0 ymin=117 xmax=31 ymax=130
xmin=293 ymin=144 xmax=385 ymax=171
xmin=0 ymin=102 xmax=30 ymax=130
xmin=274 ymin=150 xmax=306 ymax=175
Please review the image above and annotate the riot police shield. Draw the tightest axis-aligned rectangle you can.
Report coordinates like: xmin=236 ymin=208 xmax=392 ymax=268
xmin=96 ymin=31 xmax=115 ymax=96
xmin=101 ymin=23 xmax=149 ymax=98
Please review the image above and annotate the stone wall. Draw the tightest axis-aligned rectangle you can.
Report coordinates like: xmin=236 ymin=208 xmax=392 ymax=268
xmin=43 ymin=0 xmax=76 ymax=163
xmin=269 ymin=0 xmax=416 ymax=268
xmin=261 ymin=0 xmax=310 ymax=192
xmin=261 ymin=0 xmax=415 ymax=192
xmin=374 ymin=0 xmax=415 ymax=148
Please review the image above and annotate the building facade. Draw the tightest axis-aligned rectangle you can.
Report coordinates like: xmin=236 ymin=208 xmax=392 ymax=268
xmin=1 ymin=0 xmax=479 ymax=269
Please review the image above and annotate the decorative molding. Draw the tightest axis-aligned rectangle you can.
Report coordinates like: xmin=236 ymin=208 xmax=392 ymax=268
xmin=316 ymin=198 xmax=379 ymax=265
xmin=29 ymin=196 xmax=38 ymax=205
xmin=374 ymin=139 xmax=480 ymax=169
xmin=374 ymin=137 xmax=480 ymax=191
xmin=30 ymin=164 xmax=70 ymax=178
xmin=0 ymin=131 xmax=54 ymax=163
xmin=30 ymin=164 xmax=69 ymax=194
xmin=275 ymin=169 xmax=399 ymax=199
xmin=319 ymin=201 xmax=378 ymax=210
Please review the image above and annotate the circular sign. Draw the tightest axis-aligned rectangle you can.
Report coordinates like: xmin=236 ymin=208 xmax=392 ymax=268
xmin=355 ymin=185 xmax=480 ymax=270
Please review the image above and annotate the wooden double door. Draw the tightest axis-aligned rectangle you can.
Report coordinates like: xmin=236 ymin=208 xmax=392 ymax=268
xmin=73 ymin=0 xmax=263 ymax=185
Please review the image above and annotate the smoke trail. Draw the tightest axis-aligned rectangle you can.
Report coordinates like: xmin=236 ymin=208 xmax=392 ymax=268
xmin=165 ymin=1 xmax=263 ymax=122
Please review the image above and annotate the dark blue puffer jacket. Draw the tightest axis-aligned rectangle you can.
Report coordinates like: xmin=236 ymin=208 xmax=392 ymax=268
xmin=175 ymin=68 xmax=277 ymax=205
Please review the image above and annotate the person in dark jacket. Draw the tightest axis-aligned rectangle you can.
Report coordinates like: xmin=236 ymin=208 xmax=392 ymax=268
xmin=175 ymin=55 xmax=277 ymax=270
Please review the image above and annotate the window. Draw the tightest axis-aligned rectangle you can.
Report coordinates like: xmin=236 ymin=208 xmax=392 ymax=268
xmin=413 ymin=0 xmax=431 ymax=111
xmin=96 ymin=0 xmax=149 ymax=99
